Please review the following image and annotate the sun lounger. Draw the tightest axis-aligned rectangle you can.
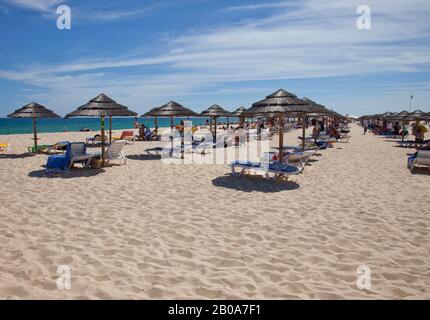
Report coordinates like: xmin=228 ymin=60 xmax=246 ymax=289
xmin=86 ymin=134 xmax=107 ymax=145
xmin=45 ymin=141 xmax=69 ymax=154
xmin=408 ymin=150 xmax=430 ymax=172
xmin=145 ymin=142 xmax=210 ymax=158
xmin=146 ymin=147 xmax=165 ymax=157
xmin=191 ymin=135 xmax=228 ymax=150
xmin=28 ymin=142 xmax=68 ymax=154
xmin=113 ymin=131 xmax=135 ymax=142
xmin=28 ymin=144 xmax=52 ymax=153
xmin=230 ymin=160 xmax=302 ymax=180
xmin=101 ymin=140 xmax=127 ymax=165
xmin=46 ymin=142 xmax=99 ymax=171
xmin=263 ymin=150 xmax=315 ymax=169
xmin=416 ymin=141 xmax=430 ymax=151
xmin=296 ymin=140 xmax=330 ymax=150
xmin=397 ymin=140 xmax=415 ymax=148
xmin=384 ymin=134 xmax=402 ymax=139
xmin=398 ymin=140 xmax=430 ymax=148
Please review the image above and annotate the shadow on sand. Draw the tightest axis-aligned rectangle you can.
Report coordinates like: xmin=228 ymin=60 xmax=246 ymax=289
xmin=306 ymin=158 xmax=318 ymax=164
xmin=411 ymin=168 xmax=430 ymax=176
xmin=0 ymin=153 xmax=36 ymax=159
xmin=29 ymin=168 xmax=105 ymax=179
xmin=127 ymin=154 xmax=161 ymax=161
xmin=212 ymin=174 xmax=300 ymax=193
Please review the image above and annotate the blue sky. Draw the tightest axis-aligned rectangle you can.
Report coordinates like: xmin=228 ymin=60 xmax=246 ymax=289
xmin=0 ymin=0 xmax=429 ymax=117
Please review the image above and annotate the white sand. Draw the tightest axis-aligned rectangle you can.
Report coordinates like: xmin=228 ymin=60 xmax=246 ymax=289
xmin=0 ymin=124 xmax=429 ymax=299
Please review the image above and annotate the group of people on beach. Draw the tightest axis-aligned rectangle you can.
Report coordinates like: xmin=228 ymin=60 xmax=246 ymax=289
xmin=362 ymin=118 xmax=428 ymax=143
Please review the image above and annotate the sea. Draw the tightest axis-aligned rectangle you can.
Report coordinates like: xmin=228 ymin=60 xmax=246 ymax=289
xmin=0 ymin=117 xmax=237 ymax=135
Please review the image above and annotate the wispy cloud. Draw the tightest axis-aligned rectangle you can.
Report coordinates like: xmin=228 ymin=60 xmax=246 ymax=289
xmin=223 ymin=1 xmax=296 ymax=12
xmin=75 ymin=7 xmax=152 ymax=23
xmin=2 ymin=0 xmax=62 ymax=12
xmin=0 ymin=3 xmax=10 ymax=14
xmin=2 ymin=0 xmax=156 ymax=23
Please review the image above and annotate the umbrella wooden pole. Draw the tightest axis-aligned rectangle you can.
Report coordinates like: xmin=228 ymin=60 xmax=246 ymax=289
xmin=213 ymin=117 xmax=218 ymax=148
xmin=101 ymin=116 xmax=106 ymax=167
xmin=109 ymin=116 xmax=112 ymax=144
xmin=278 ymin=115 xmax=284 ymax=163
xmin=154 ymin=116 xmax=159 ymax=134
xmin=181 ymin=124 xmax=184 ymax=160
xmin=227 ymin=117 xmax=229 ymax=128
xmin=33 ymin=115 xmax=38 ymax=154
xmin=170 ymin=116 xmax=174 ymax=152
xmin=302 ymin=115 xmax=306 ymax=151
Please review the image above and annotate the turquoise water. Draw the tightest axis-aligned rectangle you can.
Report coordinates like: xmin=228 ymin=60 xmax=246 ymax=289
xmin=0 ymin=117 xmax=238 ymax=135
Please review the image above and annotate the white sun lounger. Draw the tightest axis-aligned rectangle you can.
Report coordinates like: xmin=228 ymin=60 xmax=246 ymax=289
xmin=262 ymin=150 xmax=315 ymax=170
xmin=69 ymin=142 xmax=99 ymax=169
xmin=103 ymin=140 xmax=127 ymax=165
xmin=230 ymin=160 xmax=303 ymax=180
xmin=145 ymin=142 xmax=210 ymax=158
xmin=92 ymin=140 xmax=127 ymax=165
xmin=408 ymin=150 xmax=430 ymax=172
xmin=397 ymin=140 xmax=428 ymax=148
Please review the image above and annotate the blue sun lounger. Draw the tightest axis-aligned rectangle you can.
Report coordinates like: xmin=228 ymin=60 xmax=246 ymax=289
xmin=408 ymin=151 xmax=430 ymax=172
xmin=230 ymin=160 xmax=302 ymax=180
xmin=46 ymin=142 xmax=99 ymax=171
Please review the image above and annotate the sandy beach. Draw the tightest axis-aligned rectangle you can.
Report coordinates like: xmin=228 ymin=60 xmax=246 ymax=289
xmin=0 ymin=124 xmax=429 ymax=299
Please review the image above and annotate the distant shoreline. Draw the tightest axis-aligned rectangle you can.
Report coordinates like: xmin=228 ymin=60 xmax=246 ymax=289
xmin=0 ymin=117 xmax=239 ymax=135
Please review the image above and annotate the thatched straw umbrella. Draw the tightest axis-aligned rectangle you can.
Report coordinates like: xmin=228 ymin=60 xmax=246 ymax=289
xmin=380 ymin=111 xmax=397 ymax=119
xmin=297 ymin=97 xmax=334 ymax=149
xmin=233 ymin=106 xmax=248 ymax=126
xmin=200 ymin=104 xmax=232 ymax=145
xmin=65 ymin=94 xmax=137 ymax=166
xmin=143 ymin=101 xmax=197 ymax=126
xmin=245 ymin=89 xmax=321 ymax=162
xmin=404 ymin=110 xmax=427 ymax=121
xmin=7 ymin=102 xmax=60 ymax=153
xmin=301 ymin=97 xmax=335 ymax=131
xmin=143 ymin=101 xmax=197 ymax=158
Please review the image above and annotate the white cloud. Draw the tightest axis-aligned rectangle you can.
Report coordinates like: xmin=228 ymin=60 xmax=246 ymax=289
xmin=223 ymin=1 xmax=296 ymax=12
xmin=2 ymin=1 xmax=169 ymax=23
xmin=75 ymin=7 xmax=151 ymax=23
xmin=2 ymin=0 xmax=62 ymax=12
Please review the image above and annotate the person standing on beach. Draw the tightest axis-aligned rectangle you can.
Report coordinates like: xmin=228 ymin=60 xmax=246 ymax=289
xmin=134 ymin=116 xmax=139 ymax=128
xmin=363 ymin=119 xmax=369 ymax=135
